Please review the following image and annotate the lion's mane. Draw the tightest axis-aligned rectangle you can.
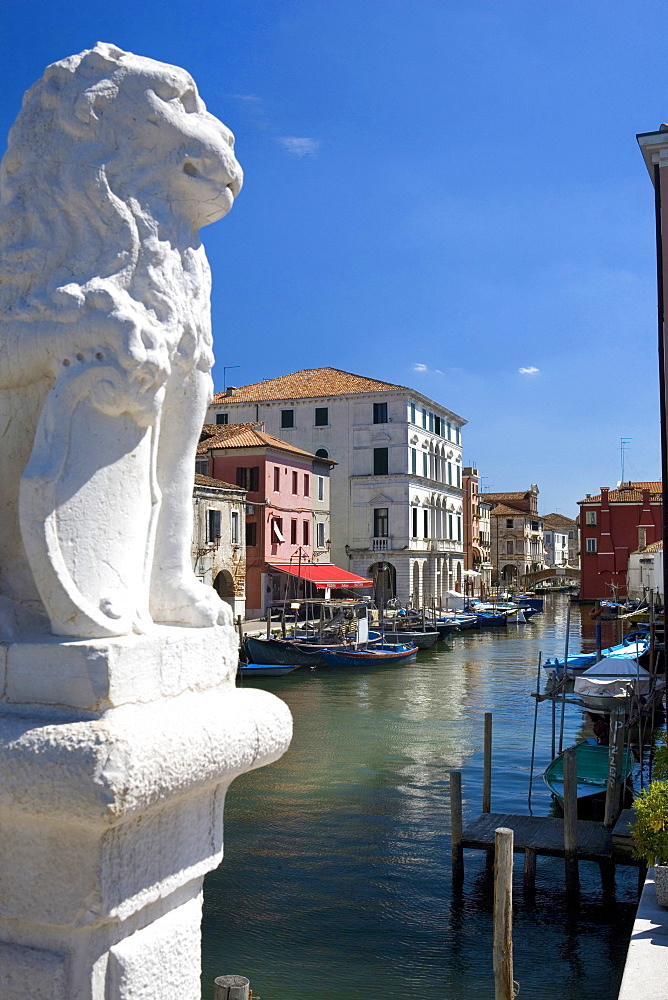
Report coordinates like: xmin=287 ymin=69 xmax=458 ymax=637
xmin=0 ymin=42 xmax=213 ymax=383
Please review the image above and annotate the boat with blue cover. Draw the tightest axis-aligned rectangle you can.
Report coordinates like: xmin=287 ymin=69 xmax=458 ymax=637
xmin=238 ymin=662 xmax=299 ymax=676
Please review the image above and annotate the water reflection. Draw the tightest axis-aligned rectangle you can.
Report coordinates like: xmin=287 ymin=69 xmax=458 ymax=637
xmin=202 ymin=596 xmax=637 ymax=1000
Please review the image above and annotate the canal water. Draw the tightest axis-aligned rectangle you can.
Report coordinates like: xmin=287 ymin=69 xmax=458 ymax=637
xmin=201 ymin=596 xmax=641 ymax=1000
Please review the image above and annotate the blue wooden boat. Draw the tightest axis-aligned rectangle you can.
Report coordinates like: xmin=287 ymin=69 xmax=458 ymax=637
xmin=243 ymin=635 xmax=326 ymax=666
xmin=319 ymin=643 xmax=418 ymax=667
xmin=238 ymin=662 xmax=299 ymax=676
xmin=543 ymin=630 xmax=649 ymax=677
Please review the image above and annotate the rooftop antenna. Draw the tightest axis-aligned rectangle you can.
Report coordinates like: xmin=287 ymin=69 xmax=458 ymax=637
xmin=222 ymin=365 xmax=240 ymax=391
xmin=620 ymin=437 xmax=632 ymax=484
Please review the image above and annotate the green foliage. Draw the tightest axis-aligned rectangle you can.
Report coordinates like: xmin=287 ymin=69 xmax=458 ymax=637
xmin=632 ymin=780 xmax=668 ymax=866
xmin=653 ymin=730 xmax=668 ymax=782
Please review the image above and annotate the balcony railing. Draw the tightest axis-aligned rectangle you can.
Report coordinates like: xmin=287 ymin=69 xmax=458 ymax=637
xmin=372 ymin=536 xmax=392 ymax=551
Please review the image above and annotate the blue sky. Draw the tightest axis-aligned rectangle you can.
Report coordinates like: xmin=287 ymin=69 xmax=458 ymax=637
xmin=2 ymin=0 xmax=666 ymax=516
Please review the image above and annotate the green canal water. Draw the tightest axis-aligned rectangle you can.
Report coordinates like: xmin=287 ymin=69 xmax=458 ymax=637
xmin=201 ymin=596 xmax=641 ymax=1000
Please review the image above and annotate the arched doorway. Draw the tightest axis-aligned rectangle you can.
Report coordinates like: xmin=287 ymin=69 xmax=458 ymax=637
xmin=368 ymin=561 xmax=396 ymax=607
xmin=214 ymin=570 xmax=235 ymax=609
xmin=412 ymin=561 xmax=420 ymax=606
xmin=501 ymin=564 xmax=518 ymax=583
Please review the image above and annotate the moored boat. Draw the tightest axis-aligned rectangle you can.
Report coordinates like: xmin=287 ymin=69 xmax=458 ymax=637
xmin=543 ymin=631 xmax=650 ymax=677
xmin=382 ymin=629 xmax=439 ymax=649
xmin=238 ymin=662 xmax=299 ymax=676
xmin=319 ymin=643 xmax=418 ymax=667
xmin=543 ymin=738 xmax=634 ymax=807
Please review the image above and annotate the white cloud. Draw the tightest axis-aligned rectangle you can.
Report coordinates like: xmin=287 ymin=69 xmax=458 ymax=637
xmin=412 ymin=362 xmax=428 ymax=372
xmin=518 ymin=366 xmax=540 ymax=375
xmin=277 ymin=136 xmax=321 ymax=158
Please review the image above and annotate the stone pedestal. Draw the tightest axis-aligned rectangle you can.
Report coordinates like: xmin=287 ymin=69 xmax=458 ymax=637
xmin=0 ymin=625 xmax=292 ymax=1000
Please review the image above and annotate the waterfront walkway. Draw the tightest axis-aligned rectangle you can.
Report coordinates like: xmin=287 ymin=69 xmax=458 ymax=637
xmin=618 ymin=871 xmax=668 ymax=1000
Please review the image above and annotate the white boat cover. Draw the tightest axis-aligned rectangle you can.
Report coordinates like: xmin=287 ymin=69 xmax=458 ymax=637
xmin=443 ymin=590 xmax=466 ymax=610
xmin=573 ymin=656 xmax=652 ymax=699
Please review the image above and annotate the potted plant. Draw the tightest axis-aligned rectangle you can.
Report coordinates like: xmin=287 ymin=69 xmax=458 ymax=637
xmin=632 ymin=778 xmax=668 ymax=906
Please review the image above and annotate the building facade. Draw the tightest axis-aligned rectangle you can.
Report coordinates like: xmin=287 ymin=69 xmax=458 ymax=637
xmin=627 ymin=541 xmax=663 ymax=601
xmin=462 ymin=467 xmax=493 ymax=595
xmin=578 ymin=482 xmax=662 ymax=601
xmin=479 ymin=487 xmax=545 ymax=586
xmin=207 ymin=368 xmax=467 ymax=606
xmin=192 ymin=474 xmax=247 ymax=619
xmin=542 ymin=513 xmax=578 ymax=569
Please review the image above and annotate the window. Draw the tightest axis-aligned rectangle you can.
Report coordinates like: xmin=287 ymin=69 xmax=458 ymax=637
xmin=585 ymin=511 xmax=597 ymax=525
xmin=531 ymin=521 xmax=539 ymax=531
xmin=195 ymin=458 xmax=208 ymax=476
xmin=292 ymin=471 xmax=298 ymax=494
xmin=457 ymin=516 xmax=462 ymax=542
xmin=314 ymin=407 xmax=329 ymax=426
xmin=447 ymin=462 xmax=453 ymax=485
xmin=434 ymin=415 xmax=441 ymax=436
xmin=231 ymin=510 xmax=239 ymax=545
xmin=373 ymin=402 xmax=388 ymax=424
xmin=245 ymin=521 xmax=257 ymax=546
xmin=447 ymin=421 xmax=452 ymax=441
xmin=374 ymin=507 xmax=389 ymax=537
xmin=506 ymin=518 xmax=513 ymax=528
xmin=374 ymin=448 xmax=389 ymax=475
xmin=586 ymin=537 xmax=597 ymax=553
xmin=207 ymin=509 xmax=221 ymax=543
xmin=318 ymin=476 xmax=324 ymax=501
xmin=423 ymin=453 xmax=428 ymax=477
xmin=409 ymin=403 xmax=416 ymax=424
xmin=411 ymin=448 xmax=417 ymax=475
xmin=546 ymin=533 xmax=552 ymax=543
xmin=273 ymin=467 xmax=280 ymax=492
xmin=290 ymin=519 xmax=298 ymax=544
xmin=303 ymin=474 xmax=309 ymax=496
xmin=506 ymin=540 xmax=514 ymax=555
xmin=303 ymin=521 xmax=309 ymax=545
xmin=448 ymin=513 xmax=453 ymax=538
xmin=271 ymin=518 xmax=284 ymax=542
xmin=315 ymin=448 xmax=329 ymax=458
xmin=423 ymin=509 xmax=429 ymax=538
xmin=216 ymin=413 xmax=228 ymax=425
xmin=456 ymin=426 xmax=461 ymax=445
xmin=281 ymin=409 xmax=294 ymax=428
xmin=569 ymin=531 xmax=574 ymax=539
xmin=316 ymin=522 xmax=326 ymax=548
xmin=236 ymin=467 xmax=259 ymax=492
xmin=428 ymin=412 xmax=434 ymax=433
xmin=422 ymin=408 xmax=427 ymax=428
xmin=456 ymin=466 xmax=461 ymax=488
xmin=412 ymin=507 xmax=418 ymax=538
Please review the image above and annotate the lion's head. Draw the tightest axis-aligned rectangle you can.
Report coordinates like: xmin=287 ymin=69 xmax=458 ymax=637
xmin=0 ymin=43 xmax=243 ymax=384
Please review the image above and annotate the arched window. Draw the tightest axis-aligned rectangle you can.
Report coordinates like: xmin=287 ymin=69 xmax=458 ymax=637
xmin=315 ymin=448 xmax=329 ymax=458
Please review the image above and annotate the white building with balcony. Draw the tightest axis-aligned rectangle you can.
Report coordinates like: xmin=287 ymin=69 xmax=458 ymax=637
xmin=206 ymin=368 xmax=466 ymax=606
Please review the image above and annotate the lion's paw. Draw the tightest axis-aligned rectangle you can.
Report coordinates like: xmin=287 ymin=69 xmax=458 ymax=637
xmin=151 ymin=578 xmax=234 ymax=628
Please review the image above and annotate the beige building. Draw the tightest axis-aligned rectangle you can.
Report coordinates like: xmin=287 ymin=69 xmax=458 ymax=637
xmin=462 ymin=467 xmax=492 ymax=594
xmin=479 ymin=487 xmax=545 ymax=586
xmin=192 ymin=473 xmax=247 ymax=619
xmin=543 ymin=512 xmax=579 ymax=569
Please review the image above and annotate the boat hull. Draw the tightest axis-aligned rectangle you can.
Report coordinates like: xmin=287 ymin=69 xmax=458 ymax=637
xmin=320 ymin=644 xmax=418 ymax=667
xmin=543 ymin=738 xmax=634 ymax=806
xmin=238 ymin=663 xmax=299 ymax=676
xmin=383 ymin=630 xmax=439 ymax=649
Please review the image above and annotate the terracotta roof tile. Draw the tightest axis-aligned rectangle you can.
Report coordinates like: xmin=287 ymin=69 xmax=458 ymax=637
xmin=487 ymin=503 xmax=536 ymax=518
xmin=578 ymin=481 xmax=663 ymax=504
xmin=644 ymin=540 xmax=663 ymax=552
xmin=479 ymin=491 xmax=536 ymax=503
xmin=194 ymin=473 xmax=242 ymax=491
xmin=213 ymin=367 xmax=406 ymax=403
xmin=543 ymin=512 xmax=577 ymax=528
xmin=198 ymin=423 xmax=322 ymax=461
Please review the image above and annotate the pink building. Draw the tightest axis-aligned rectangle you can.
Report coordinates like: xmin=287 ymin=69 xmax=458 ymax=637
xmin=198 ymin=423 xmax=369 ymax=616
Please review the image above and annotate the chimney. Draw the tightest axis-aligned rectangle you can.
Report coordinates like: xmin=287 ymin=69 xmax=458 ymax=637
xmin=225 ymin=387 xmax=237 ymax=397
xmin=638 ymin=526 xmax=647 ymax=552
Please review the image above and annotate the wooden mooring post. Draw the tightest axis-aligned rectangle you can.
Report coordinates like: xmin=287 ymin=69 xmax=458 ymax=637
xmin=493 ymin=827 xmax=514 ymax=1000
xmin=450 ymin=770 xmax=464 ymax=883
xmin=604 ymin=708 xmax=625 ymax=828
xmin=563 ymin=747 xmax=579 ymax=893
xmin=483 ymin=712 xmax=492 ymax=813
xmin=214 ymin=976 xmax=250 ymax=1000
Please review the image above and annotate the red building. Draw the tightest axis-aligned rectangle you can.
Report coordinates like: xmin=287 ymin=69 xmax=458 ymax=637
xmin=577 ymin=482 xmax=662 ymax=600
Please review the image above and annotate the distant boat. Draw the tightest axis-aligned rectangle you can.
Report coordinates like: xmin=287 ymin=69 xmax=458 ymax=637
xmin=543 ymin=738 xmax=634 ymax=807
xmin=382 ymin=628 xmax=439 ymax=649
xmin=238 ymin=662 xmax=299 ymax=676
xmin=319 ymin=643 xmax=418 ymax=668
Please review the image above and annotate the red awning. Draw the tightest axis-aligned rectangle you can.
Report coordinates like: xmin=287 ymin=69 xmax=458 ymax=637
xmin=269 ymin=563 xmax=372 ymax=589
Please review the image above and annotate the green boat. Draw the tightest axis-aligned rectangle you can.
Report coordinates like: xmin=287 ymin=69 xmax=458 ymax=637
xmin=543 ymin=738 xmax=634 ymax=807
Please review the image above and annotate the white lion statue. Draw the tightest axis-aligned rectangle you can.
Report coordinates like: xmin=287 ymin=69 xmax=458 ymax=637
xmin=0 ymin=43 xmax=243 ymax=638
